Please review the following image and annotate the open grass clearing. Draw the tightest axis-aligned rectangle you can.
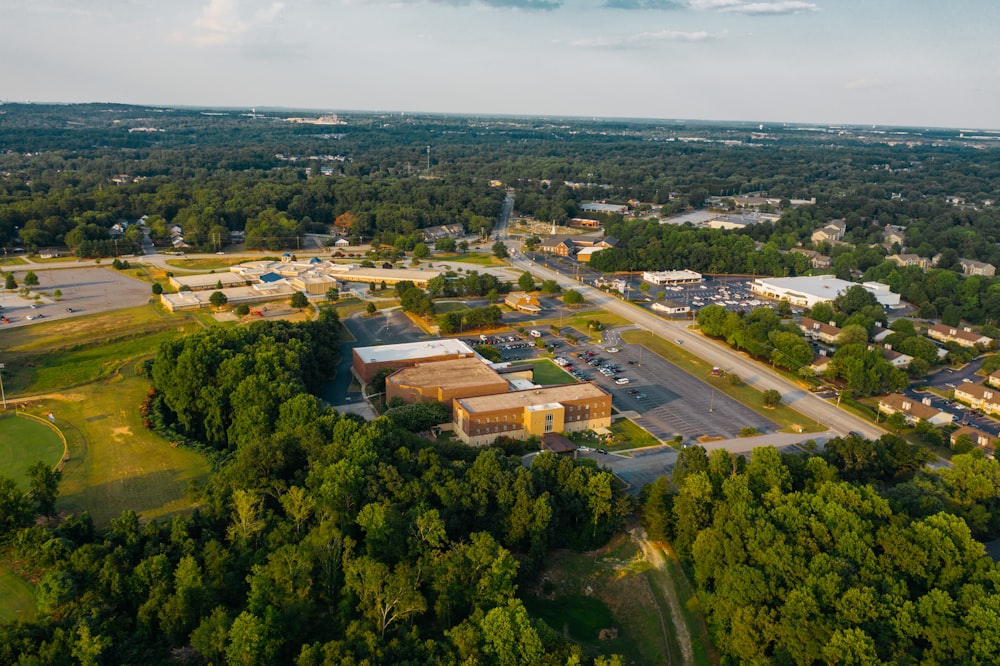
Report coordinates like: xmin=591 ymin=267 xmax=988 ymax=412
xmin=512 ymin=359 xmax=576 ymax=386
xmin=527 ymin=532 xmax=674 ymax=664
xmin=0 ymin=415 xmax=65 ymax=490
xmin=436 ymin=252 xmax=504 ymax=266
xmin=1 ymin=305 xmax=206 ymax=395
xmin=523 ymin=594 xmax=614 ymax=645
xmin=622 ymin=330 xmax=825 ymax=435
xmin=25 ymin=373 xmax=210 ymax=527
xmin=0 ymin=256 xmax=29 ymax=266
xmin=0 ymin=566 xmax=35 ymax=623
xmin=164 ymin=257 xmax=240 ymax=271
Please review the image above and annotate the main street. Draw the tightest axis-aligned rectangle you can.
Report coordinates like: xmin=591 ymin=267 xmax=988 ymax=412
xmin=507 ymin=252 xmax=886 ymax=440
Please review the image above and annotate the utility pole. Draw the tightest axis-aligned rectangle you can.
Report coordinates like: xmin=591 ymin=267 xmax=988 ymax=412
xmin=0 ymin=363 xmax=6 ymax=409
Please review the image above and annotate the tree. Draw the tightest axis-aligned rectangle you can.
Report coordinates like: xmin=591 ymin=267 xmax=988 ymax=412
xmin=480 ymin=600 xmax=545 ymax=666
xmin=209 ymin=291 xmax=228 ymax=308
xmin=412 ymin=242 xmax=429 ymax=259
xmin=4 ymin=273 xmax=16 ymax=290
xmin=151 ymin=282 xmax=163 ymax=295
xmin=762 ymin=389 xmax=781 ymax=408
xmin=235 ymin=304 xmax=250 ymax=316
xmin=53 ymin=289 xmax=62 ymax=298
xmin=838 ymin=324 xmax=869 ymax=346
xmin=325 ymin=286 xmax=340 ymax=301
xmin=492 ymin=241 xmax=509 ymax=259
xmin=540 ymin=279 xmax=560 ymax=295
xmin=345 ymin=556 xmax=426 ymax=639
xmin=366 ymin=302 xmax=377 ymax=316
xmin=23 ymin=271 xmax=39 ymax=286
xmin=436 ymin=237 xmax=456 ymax=253
xmin=518 ymin=271 xmax=535 ymax=292
xmin=563 ymin=289 xmax=584 ymax=306
xmin=27 ymin=461 xmax=61 ymax=517
xmin=290 ymin=291 xmax=309 ymax=310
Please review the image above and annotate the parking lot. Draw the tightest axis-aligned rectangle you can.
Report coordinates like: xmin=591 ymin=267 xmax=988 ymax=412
xmin=565 ymin=333 xmax=777 ymax=443
xmin=0 ymin=267 xmax=152 ymax=328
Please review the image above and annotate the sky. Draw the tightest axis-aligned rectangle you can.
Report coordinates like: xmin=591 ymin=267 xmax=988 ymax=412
xmin=1 ymin=0 xmax=998 ymax=129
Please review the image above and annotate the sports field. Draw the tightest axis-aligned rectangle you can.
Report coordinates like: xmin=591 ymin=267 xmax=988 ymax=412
xmin=0 ymin=415 xmax=64 ymax=490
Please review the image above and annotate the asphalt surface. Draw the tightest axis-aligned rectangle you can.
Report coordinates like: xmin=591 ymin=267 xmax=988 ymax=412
xmin=505 ymin=252 xmax=886 ymax=440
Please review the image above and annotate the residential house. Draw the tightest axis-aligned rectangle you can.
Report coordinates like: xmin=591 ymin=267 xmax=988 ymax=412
xmin=927 ymin=324 xmax=994 ymax=349
xmin=421 ymin=224 xmax=465 ymax=243
xmin=799 ymin=317 xmax=842 ymax=345
xmin=887 ymin=254 xmax=932 ymax=270
xmin=953 ymin=382 xmax=1000 ymax=416
xmin=987 ymin=371 xmax=1000 ymax=389
xmin=871 ymin=326 xmax=892 ymax=343
xmin=810 ymin=218 xmax=847 ymax=244
xmin=881 ymin=347 xmax=913 ymax=369
xmin=877 ymin=393 xmax=954 ymax=426
xmin=950 ymin=425 xmax=997 ymax=454
xmin=809 ymin=353 xmax=832 ymax=374
xmin=959 ymin=258 xmax=996 ymax=277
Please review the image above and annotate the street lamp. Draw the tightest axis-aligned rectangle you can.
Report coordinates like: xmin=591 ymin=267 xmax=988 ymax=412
xmin=0 ymin=363 xmax=6 ymax=409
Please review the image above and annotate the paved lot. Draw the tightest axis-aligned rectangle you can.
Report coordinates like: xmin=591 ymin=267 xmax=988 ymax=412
xmin=0 ymin=267 xmax=151 ymax=329
xmin=574 ymin=333 xmax=776 ymax=443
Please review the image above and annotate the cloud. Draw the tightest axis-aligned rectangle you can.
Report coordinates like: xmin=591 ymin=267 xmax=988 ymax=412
xmin=690 ymin=0 xmax=818 ymax=13
xmin=603 ymin=0 xmax=685 ymax=9
xmin=566 ymin=29 xmax=715 ymax=49
xmin=356 ymin=0 xmax=563 ymax=8
xmin=846 ymin=78 xmax=881 ymax=90
xmin=187 ymin=0 xmax=286 ymax=46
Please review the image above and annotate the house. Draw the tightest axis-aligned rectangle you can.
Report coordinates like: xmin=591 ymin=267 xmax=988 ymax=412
xmin=809 ymin=353 xmax=832 ymax=374
xmin=927 ymin=324 xmax=994 ymax=349
xmin=950 ymin=425 xmax=997 ymax=454
xmin=810 ymin=219 xmax=847 ymax=244
xmin=651 ymin=300 xmax=690 ymax=316
xmin=799 ymin=317 xmax=842 ymax=345
xmin=887 ymin=254 xmax=932 ymax=270
xmin=38 ymin=248 xmax=61 ymax=259
xmin=881 ymin=347 xmax=913 ymax=369
xmin=871 ymin=326 xmax=892 ymax=343
xmin=504 ymin=291 xmax=542 ymax=314
xmin=959 ymin=258 xmax=996 ymax=277
xmin=987 ymin=371 xmax=1000 ymax=389
xmin=953 ymin=382 xmax=1000 ymax=416
xmin=877 ymin=393 xmax=954 ymax=426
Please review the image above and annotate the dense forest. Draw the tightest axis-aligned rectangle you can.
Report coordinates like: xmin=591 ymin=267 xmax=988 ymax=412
xmin=643 ymin=441 xmax=1000 ymax=665
xmin=1 ymin=317 xmax=630 ymax=665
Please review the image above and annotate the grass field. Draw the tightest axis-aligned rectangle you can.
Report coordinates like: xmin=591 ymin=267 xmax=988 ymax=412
xmin=26 ymin=372 xmax=211 ymax=526
xmin=436 ymin=253 xmax=504 ymax=266
xmin=0 ymin=415 xmax=65 ymax=490
xmin=164 ymin=258 xmax=240 ymax=271
xmin=0 ymin=256 xmax=28 ymax=266
xmin=524 ymin=594 xmax=615 ymax=644
xmin=0 ymin=566 xmax=35 ymax=623
xmin=512 ymin=359 xmax=576 ymax=385
xmin=0 ymin=304 xmax=211 ymax=526
xmin=622 ymin=330 xmax=825 ymax=435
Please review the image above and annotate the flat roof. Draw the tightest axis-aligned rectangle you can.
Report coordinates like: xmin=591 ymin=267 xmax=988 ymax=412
xmin=341 ymin=267 xmax=443 ymax=283
xmin=171 ymin=272 xmax=249 ymax=288
xmin=755 ymin=275 xmax=895 ymax=299
xmin=457 ymin=383 xmax=609 ymax=413
xmin=355 ymin=339 xmax=475 ymax=365
xmin=388 ymin=357 xmax=505 ymax=389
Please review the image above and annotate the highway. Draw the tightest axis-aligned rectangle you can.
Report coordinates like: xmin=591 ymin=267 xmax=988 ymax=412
xmin=506 ymin=251 xmax=886 ymax=440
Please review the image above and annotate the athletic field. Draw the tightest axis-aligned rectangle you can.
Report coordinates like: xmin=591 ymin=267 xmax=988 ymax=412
xmin=0 ymin=414 xmax=64 ymax=490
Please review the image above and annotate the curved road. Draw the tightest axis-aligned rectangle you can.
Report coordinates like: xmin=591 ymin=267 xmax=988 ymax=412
xmin=507 ymin=252 xmax=885 ymax=440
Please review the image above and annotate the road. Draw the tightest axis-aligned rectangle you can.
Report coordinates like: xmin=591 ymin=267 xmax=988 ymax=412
xmin=507 ymin=253 xmax=884 ymax=440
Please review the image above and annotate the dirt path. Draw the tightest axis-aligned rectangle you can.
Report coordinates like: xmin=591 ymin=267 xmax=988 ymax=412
xmin=630 ymin=528 xmax=695 ymax=666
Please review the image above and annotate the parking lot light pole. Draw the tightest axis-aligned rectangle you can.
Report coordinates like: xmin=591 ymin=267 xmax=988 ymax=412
xmin=0 ymin=363 xmax=6 ymax=409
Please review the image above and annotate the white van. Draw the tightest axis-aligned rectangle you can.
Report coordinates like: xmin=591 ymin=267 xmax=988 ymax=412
xmin=530 ymin=330 xmax=542 ymax=338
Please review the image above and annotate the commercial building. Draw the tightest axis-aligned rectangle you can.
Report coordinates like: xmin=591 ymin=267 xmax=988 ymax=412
xmin=750 ymin=275 xmax=900 ymax=309
xmin=385 ymin=357 xmax=510 ymax=413
xmin=642 ymin=270 xmax=702 ymax=286
xmin=453 ymin=383 xmax=612 ymax=447
xmin=353 ymin=339 xmax=478 ymax=384
xmin=504 ymin=292 xmax=542 ymax=314
xmin=651 ymin=300 xmax=690 ymax=316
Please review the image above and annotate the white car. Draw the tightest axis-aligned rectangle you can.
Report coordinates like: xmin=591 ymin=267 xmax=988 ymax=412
xmin=615 ymin=378 xmax=630 ymax=385
xmin=605 ymin=347 xmax=620 ymax=353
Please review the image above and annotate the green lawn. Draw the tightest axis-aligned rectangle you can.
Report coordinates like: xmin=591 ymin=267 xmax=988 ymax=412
xmin=436 ymin=252 xmax=504 ymax=266
xmin=0 ymin=256 xmax=29 ymax=266
xmin=164 ymin=257 xmax=239 ymax=271
xmin=0 ymin=415 xmax=65 ymax=490
xmin=622 ymin=330 xmax=825 ymax=435
xmin=35 ymin=373 xmax=211 ymax=527
xmin=513 ymin=359 xmax=576 ymax=385
xmin=609 ymin=418 xmax=662 ymax=450
xmin=0 ymin=566 xmax=35 ymax=623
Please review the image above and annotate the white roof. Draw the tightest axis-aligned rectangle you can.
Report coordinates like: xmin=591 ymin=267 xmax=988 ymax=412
xmin=354 ymin=339 xmax=476 ymax=364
